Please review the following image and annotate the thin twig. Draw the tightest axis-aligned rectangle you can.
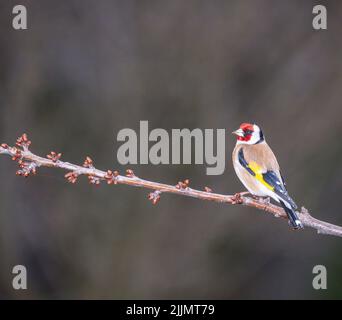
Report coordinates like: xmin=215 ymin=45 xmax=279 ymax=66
xmin=1 ymin=134 xmax=342 ymax=237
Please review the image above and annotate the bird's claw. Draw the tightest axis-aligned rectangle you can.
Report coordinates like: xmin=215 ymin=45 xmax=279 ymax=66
xmin=250 ymin=195 xmax=270 ymax=204
xmin=258 ymin=196 xmax=271 ymax=204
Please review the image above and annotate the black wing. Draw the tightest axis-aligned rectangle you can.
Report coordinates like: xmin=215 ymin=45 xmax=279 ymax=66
xmin=262 ymin=170 xmax=297 ymax=210
xmin=238 ymin=149 xmax=297 ymax=210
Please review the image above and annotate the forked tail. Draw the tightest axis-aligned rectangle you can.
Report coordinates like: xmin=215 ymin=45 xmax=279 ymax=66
xmin=279 ymin=200 xmax=303 ymax=229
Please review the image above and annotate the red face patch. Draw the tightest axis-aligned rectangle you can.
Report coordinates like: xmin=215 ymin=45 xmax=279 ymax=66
xmin=237 ymin=123 xmax=254 ymax=141
xmin=240 ymin=123 xmax=254 ymax=131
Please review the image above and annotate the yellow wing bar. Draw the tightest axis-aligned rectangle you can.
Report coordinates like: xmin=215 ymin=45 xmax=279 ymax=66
xmin=248 ymin=161 xmax=275 ymax=191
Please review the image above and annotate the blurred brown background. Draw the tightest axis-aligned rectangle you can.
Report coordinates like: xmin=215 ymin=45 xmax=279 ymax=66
xmin=0 ymin=0 xmax=341 ymax=299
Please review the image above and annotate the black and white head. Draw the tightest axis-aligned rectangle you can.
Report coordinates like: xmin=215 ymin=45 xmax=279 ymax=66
xmin=232 ymin=123 xmax=265 ymax=145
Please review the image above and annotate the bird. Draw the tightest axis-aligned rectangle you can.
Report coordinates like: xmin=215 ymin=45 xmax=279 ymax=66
xmin=232 ymin=123 xmax=303 ymax=229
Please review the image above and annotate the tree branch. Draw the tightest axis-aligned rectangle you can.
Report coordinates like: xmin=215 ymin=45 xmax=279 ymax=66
xmin=1 ymin=134 xmax=342 ymax=237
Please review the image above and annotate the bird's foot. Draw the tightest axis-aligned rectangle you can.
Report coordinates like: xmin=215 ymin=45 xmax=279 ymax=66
xmin=231 ymin=191 xmax=249 ymax=204
xmin=253 ymin=196 xmax=271 ymax=204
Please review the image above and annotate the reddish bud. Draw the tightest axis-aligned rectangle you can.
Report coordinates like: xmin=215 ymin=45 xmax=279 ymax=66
xmin=105 ymin=170 xmax=119 ymax=185
xmin=83 ymin=156 xmax=93 ymax=168
xmin=126 ymin=169 xmax=135 ymax=177
xmin=47 ymin=151 xmax=62 ymax=162
xmin=16 ymin=133 xmax=31 ymax=149
xmin=88 ymin=174 xmax=100 ymax=186
xmin=16 ymin=161 xmax=37 ymax=177
xmin=65 ymin=172 xmax=78 ymax=184
xmin=11 ymin=148 xmax=22 ymax=162
xmin=148 ymin=191 xmax=161 ymax=205
xmin=176 ymin=179 xmax=190 ymax=190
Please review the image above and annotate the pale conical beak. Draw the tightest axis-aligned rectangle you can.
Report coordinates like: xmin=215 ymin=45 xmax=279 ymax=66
xmin=232 ymin=128 xmax=244 ymax=137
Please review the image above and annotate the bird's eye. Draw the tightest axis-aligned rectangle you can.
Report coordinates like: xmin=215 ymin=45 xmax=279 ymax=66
xmin=244 ymin=129 xmax=253 ymax=135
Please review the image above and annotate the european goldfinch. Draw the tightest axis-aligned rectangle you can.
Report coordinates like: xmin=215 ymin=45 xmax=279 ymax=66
xmin=232 ymin=123 xmax=303 ymax=229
